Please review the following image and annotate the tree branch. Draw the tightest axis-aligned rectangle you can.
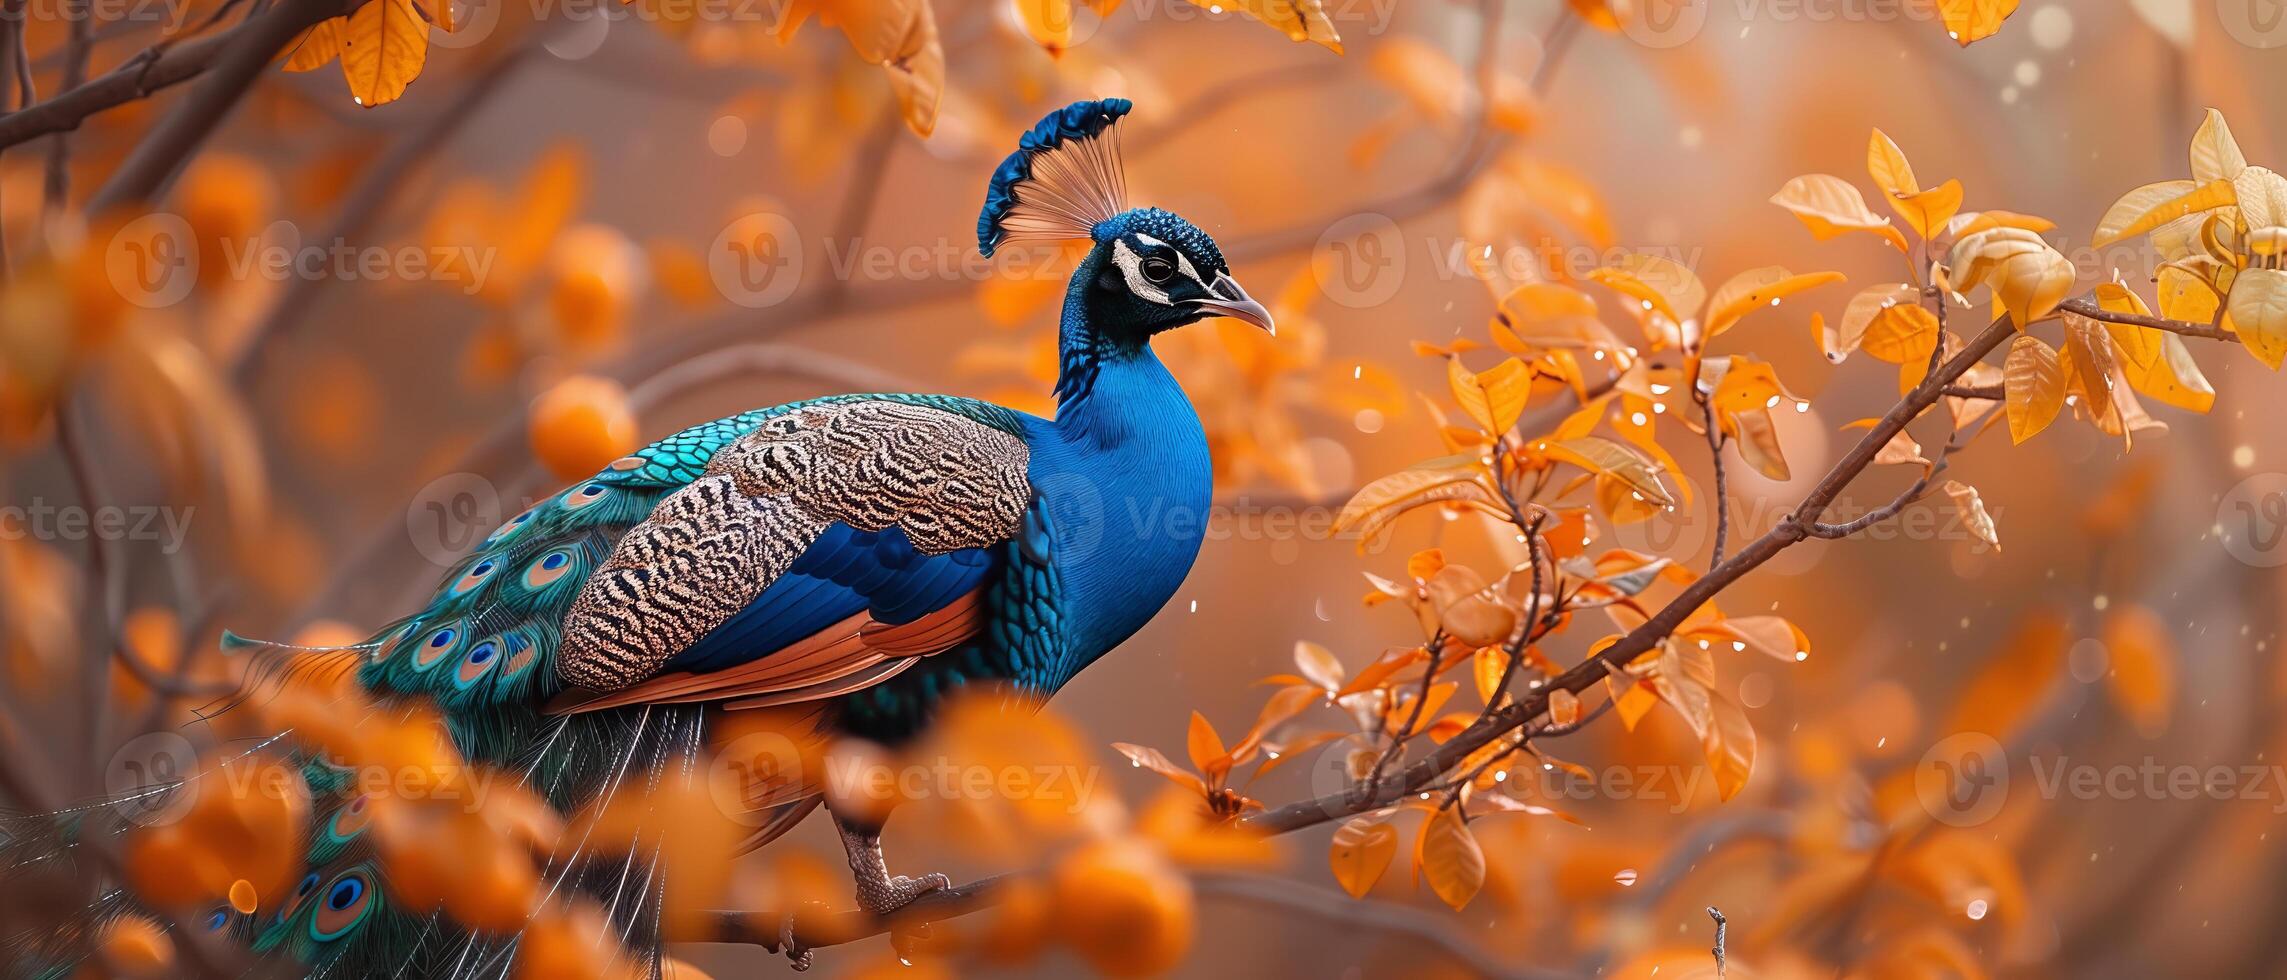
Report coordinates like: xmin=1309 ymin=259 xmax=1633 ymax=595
xmin=2056 ymin=295 xmax=2238 ymax=343
xmin=87 ymin=0 xmax=355 ymax=212
xmin=0 ymin=24 xmax=244 ymax=151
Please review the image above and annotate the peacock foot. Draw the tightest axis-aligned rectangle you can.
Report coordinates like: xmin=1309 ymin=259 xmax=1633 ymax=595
xmin=855 ymin=870 xmax=953 ymax=916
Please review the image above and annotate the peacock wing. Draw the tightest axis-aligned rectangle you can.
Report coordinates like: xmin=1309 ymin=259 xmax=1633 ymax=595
xmin=546 ymin=399 xmax=1035 ymax=713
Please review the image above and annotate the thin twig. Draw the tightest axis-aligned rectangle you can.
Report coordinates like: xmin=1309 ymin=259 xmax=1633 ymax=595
xmin=42 ymin=0 xmax=96 ymax=214
xmin=0 ymin=21 xmax=247 ymax=151
xmin=2057 ymin=295 xmax=2239 ymax=343
xmin=87 ymin=0 xmax=355 ymax=212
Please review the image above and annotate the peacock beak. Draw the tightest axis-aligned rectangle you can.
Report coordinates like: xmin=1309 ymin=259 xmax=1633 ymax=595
xmin=1189 ymin=273 xmax=1276 ymax=335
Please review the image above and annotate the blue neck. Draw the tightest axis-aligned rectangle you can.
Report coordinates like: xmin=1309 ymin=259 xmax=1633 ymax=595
xmin=1024 ymin=262 xmax=1212 ymax=688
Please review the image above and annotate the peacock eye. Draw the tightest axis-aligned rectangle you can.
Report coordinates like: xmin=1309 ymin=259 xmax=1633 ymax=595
xmin=1141 ymin=255 xmax=1175 ymax=284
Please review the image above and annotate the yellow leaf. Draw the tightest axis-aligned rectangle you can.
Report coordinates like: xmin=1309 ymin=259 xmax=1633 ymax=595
xmin=2092 ymin=284 xmax=2161 ymax=369
xmin=1333 ymin=455 xmax=1499 ymax=544
xmin=2102 ymin=604 xmax=2175 ymax=737
xmin=1938 ymin=0 xmax=2018 ymax=45
xmin=1447 ymin=356 xmax=1532 ymax=434
xmin=1703 ymin=268 xmax=1845 ymax=340
xmin=1541 ymin=436 xmax=1672 ymax=508
xmin=1610 ymin=677 xmax=1658 ymax=731
xmin=2093 ymin=179 xmax=2236 ymax=247
xmin=2189 ymin=107 xmax=2247 ymax=184
xmin=2233 ymin=166 xmax=2287 ymax=231
xmin=1861 ymin=300 xmax=1940 ymax=365
xmin=283 ymin=16 xmax=347 ymax=72
xmin=1013 ymin=0 xmax=1074 ymax=52
xmin=1698 ymin=615 xmax=1809 ymax=663
xmin=1418 ymin=807 xmax=1485 ymax=910
xmin=1295 ymin=640 xmax=1345 ymax=691
xmin=1950 ymin=228 xmax=2075 ymax=326
xmin=1890 ymin=179 xmax=1964 ymax=241
xmin=1329 ymin=817 xmax=1398 ymax=898
xmin=1587 ymin=254 xmax=1705 ymax=329
xmin=2002 ymin=335 xmax=2065 ymax=443
xmin=1548 ymin=688 xmax=1580 ymax=727
xmin=1703 ymin=694 xmax=1756 ymax=801
xmin=1771 ymin=174 xmax=1908 ymax=251
xmin=2100 ymin=284 xmax=2215 ymax=412
xmin=1831 ymin=284 xmax=1921 ymax=363
xmin=1473 ymin=647 xmax=1509 ymax=703
xmin=339 ymin=0 xmax=429 ymax=108
xmin=1709 ymin=357 xmax=1792 ymax=415
xmin=1427 ymin=566 xmax=1514 ymax=648
xmin=1872 ymin=429 xmax=1927 ymax=467
xmin=1728 ymin=408 xmax=1790 ymax=481
xmin=2057 ymin=315 xmax=2121 ymax=426
xmin=1942 ymin=480 xmax=1999 ymax=550
xmin=1191 ymin=0 xmax=1343 ymax=51
xmin=1947 ymin=209 xmax=2057 ymax=237
xmin=2225 ymin=267 xmax=2287 ymax=368
xmin=1490 ymin=283 xmax=1610 ymax=351
xmin=784 ymin=0 xmax=945 ymax=135
xmin=1866 ymin=128 xmax=1920 ymax=197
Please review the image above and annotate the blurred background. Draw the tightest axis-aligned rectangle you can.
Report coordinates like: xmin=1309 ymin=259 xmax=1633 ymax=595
xmin=3 ymin=0 xmax=2286 ymax=976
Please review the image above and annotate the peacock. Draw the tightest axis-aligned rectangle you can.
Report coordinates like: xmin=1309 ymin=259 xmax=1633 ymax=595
xmin=0 ymin=97 xmax=1272 ymax=977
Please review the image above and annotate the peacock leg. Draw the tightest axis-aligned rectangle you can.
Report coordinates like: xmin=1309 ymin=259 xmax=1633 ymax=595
xmin=832 ymin=811 xmax=952 ymax=915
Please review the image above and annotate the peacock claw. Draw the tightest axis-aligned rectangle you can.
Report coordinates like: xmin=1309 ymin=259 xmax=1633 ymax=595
xmin=772 ymin=906 xmax=816 ymax=971
xmin=857 ymin=871 xmax=953 ymax=916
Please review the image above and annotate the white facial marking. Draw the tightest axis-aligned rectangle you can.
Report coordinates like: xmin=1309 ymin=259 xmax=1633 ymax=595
xmin=1110 ymin=239 xmax=1173 ymax=305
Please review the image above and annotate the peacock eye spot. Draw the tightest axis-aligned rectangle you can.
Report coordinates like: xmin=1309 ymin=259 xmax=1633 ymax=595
xmin=580 ymin=484 xmax=605 ymax=497
xmin=542 ymin=553 xmax=568 ymax=570
xmin=298 ymin=872 xmax=320 ymax=896
xmin=326 ymin=878 xmax=363 ymax=911
xmin=1141 ymin=255 xmax=1175 ymax=284
xmin=468 ymin=642 xmax=495 ymax=665
xmin=429 ymin=629 xmax=455 ymax=648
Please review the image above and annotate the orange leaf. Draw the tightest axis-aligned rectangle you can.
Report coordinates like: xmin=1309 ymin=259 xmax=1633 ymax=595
xmin=2003 ymin=335 xmax=2066 ymax=443
xmin=1186 ymin=711 xmax=1228 ymax=778
xmin=1111 ymin=742 xmax=1207 ymax=797
xmin=1329 ymin=817 xmax=1398 ymax=898
xmin=1418 ymin=806 xmax=1486 ymax=909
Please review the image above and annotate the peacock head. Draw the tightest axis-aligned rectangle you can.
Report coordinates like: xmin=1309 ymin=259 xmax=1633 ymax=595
xmin=977 ymin=99 xmax=1274 ymax=346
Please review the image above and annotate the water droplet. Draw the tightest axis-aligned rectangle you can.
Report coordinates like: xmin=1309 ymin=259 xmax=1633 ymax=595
xmin=1614 ymin=868 xmax=1639 ymax=887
